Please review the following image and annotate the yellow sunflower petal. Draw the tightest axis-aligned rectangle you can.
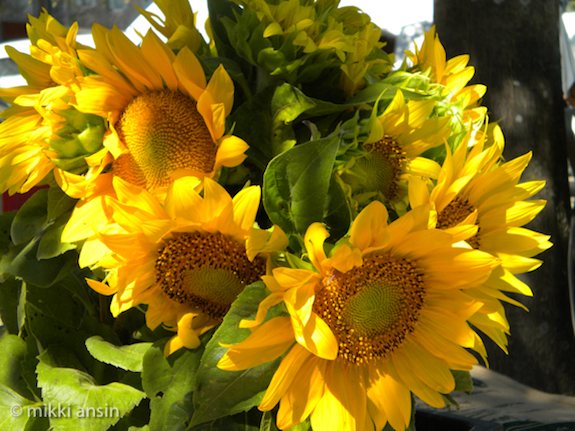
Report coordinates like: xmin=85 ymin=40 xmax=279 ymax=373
xmin=107 ymin=27 xmax=163 ymax=90
xmin=276 ymin=355 xmax=326 ymax=429
xmin=176 ymin=312 xmax=202 ymax=349
xmin=310 ymin=370 xmax=358 ymax=431
xmin=173 ymin=47 xmax=207 ymax=100
xmin=232 ymin=185 xmax=261 ymax=232
xmin=165 ymin=176 xmax=203 ymax=220
xmin=204 ymin=64 xmax=234 ymax=116
xmin=259 ymin=343 xmax=311 ymax=410
xmin=329 ymin=244 xmax=363 ymax=273
xmin=215 ymin=135 xmax=249 ymax=168
xmin=246 ymin=226 xmax=288 ymax=261
xmin=389 ymin=353 xmax=446 ymax=408
xmin=218 ymin=317 xmax=294 ymax=370
xmin=164 ymin=336 xmax=185 ymax=356
xmin=349 ymin=201 xmax=389 ymax=252
xmin=304 ymin=223 xmax=329 ymax=272
xmin=86 ymin=278 xmax=117 ymax=295
xmin=292 ymin=312 xmax=338 ymax=360
xmin=140 ymin=31 xmax=178 ymax=90
xmin=239 ymin=292 xmax=284 ymax=329
xmin=367 ymin=368 xmax=411 ymax=431
xmin=199 ymin=177 xmax=234 ymax=224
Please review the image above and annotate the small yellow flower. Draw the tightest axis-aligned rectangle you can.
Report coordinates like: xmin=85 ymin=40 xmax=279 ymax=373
xmin=219 ymin=202 xmax=498 ymax=431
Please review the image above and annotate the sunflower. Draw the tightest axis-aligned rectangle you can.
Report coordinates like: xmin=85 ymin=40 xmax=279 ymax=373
xmin=337 ymin=89 xmax=450 ymax=213
xmin=0 ymin=12 xmax=96 ymax=194
xmin=409 ymin=122 xmax=551 ymax=351
xmin=406 ymin=26 xmax=486 ymax=126
xmin=55 ymin=25 xmax=248 ymax=199
xmin=84 ymin=176 xmax=287 ymax=355
xmin=219 ymin=201 xmax=498 ymax=431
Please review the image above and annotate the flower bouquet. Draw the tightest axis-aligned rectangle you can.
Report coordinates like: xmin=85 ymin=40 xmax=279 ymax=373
xmin=0 ymin=1 xmax=551 ymax=430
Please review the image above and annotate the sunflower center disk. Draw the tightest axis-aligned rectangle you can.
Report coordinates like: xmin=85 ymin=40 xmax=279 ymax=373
xmin=342 ymin=136 xmax=406 ymax=202
xmin=343 ymin=282 xmax=403 ymax=337
xmin=114 ymin=90 xmax=217 ymax=188
xmin=155 ymin=232 xmax=265 ymax=319
xmin=314 ymin=254 xmax=425 ymax=364
xmin=437 ymin=196 xmax=480 ymax=247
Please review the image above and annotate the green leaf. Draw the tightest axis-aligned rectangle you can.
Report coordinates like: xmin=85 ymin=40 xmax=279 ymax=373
xmin=229 ymin=86 xmax=276 ymax=170
xmin=0 ymin=334 xmax=34 ymax=398
xmin=8 ymin=186 xmax=76 ymax=264
xmin=263 ymin=134 xmax=341 ymax=236
xmin=258 ymin=411 xmax=309 ymax=431
xmin=36 ymin=351 xmax=145 ymax=431
xmin=0 ymin=278 xmax=23 ymax=334
xmin=86 ymin=337 xmax=152 ymax=373
xmin=207 ymin=0 xmax=245 ymax=63
xmin=25 ymin=275 xmax=120 ymax=376
xmin=287 ymin=420 xmax=311 ymax=431
xmin=190 ymin=282 xmax=283 ymax=428
xmin=324 ymin=177 xmax=352 ymax=242
xmin=192 ymin=410 xmax=263 ymax=431
xmin=452 ymin=370 xmax=473 ymax=394
xmin=37 ymin=217 xmax=76 ymax=260
xmin=0 ymin=385 xmax=43 ymax=431
xmin=46 ymin=187 xmax=77 ymax=223
xmin=10 ymin=190 xmax=48 ymax=246
xmin=142 ymin=343 xmax=203 ymax=431
xmin=7 ymin=241 xmax=72 ymax=287
xmin=270 ymin=84 xmax=316 ymax=155
xmin=259 ymin=411 xmax=276 ymax=431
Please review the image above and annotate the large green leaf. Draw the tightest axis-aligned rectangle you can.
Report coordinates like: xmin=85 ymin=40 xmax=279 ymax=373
xmin=190 ymin=282 xmax=284 ymax=428
xmin=36 ymin=351 xmax=145 ymax=431
xmin=86 ymin=337 xmax=152 ymax=373
xmin=270 ymin=84 xmax=316 ymax=155
xmin=263 ymin=134 xmax=341 ymax=236
xmin=142 ymin=342 xmax=203 ymax=431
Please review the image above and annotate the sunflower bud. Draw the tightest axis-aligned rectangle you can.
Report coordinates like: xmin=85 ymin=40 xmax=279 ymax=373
xmin=49 ymin=109 xmax=105 ymax=172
